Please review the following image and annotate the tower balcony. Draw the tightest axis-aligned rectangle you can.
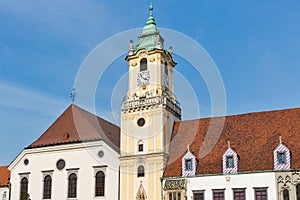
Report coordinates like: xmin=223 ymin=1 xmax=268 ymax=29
xmin=121 ymin=96 xmax=181 ymax=119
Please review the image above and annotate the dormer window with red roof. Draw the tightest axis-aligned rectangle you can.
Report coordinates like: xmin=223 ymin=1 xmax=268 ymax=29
xmin=223 ymin=141 xmax=238 ymax=174
xmin=182 ymin=146 xmax=197 ymax=176
xmin=274 ymin=137 xmax=290 ymax=170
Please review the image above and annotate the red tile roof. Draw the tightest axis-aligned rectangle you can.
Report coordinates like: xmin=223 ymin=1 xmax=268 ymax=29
xmin=28 ymin=104 xmax=120 ymax=152
xmin=0 ymin=166 xmax=10 ymax=186
xmin=164 ymin=107 xmax=300 ymax=177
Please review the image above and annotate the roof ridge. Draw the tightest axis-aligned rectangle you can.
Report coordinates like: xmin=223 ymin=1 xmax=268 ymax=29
xmin=178 ymin=106 xmax=300 ymax=122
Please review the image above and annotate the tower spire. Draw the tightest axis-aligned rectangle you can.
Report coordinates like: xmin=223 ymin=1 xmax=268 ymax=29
xmin=146 ymin=3 xmax=156 ymax=25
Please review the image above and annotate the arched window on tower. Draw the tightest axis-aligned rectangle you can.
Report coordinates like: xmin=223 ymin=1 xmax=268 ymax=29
xmin=19 ymin=177 xmax=28 ymax=200
xmin=140 ymin=58 xmax=147 ymax=71
xmin=137 ymin=165 xmax=145 ymax=177
xmin=95 ymin=171 xmax=105 ymax=197
xmin=68 ymin=173 xmax=77 ymax=198
xmin=43 ymin=175 xmax=52 ymax=199
xmin=283 ymin=189 xmax=290 ymax=200
xmin=296 ymin=184 xmax=300 ymax=200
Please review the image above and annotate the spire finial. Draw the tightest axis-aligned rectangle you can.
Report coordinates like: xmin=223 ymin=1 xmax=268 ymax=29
xmin=70 ymin=88 xmax=77 ymax=104
xmin=228 ymin=139 xmax=231 ymax=148
xmin=279 ymin=136 xmax=282 ymax=144
xmin=146 ymin=3 xmax=155 ymax=25
xmin=187 ymin=145 xmax=190 ymax=152
xmin=149 ymin=3 xmax=153 ymax=17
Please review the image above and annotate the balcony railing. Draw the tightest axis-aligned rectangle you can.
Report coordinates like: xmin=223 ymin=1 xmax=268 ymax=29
xmin=121 ymin=96 xmax=181 ymax=118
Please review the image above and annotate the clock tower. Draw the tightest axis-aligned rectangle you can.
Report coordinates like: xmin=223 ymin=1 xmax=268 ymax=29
xmin=120 ymin=5 xmax=181 ymax=200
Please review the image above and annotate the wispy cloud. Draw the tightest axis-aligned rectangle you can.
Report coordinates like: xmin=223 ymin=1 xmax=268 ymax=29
xmin=0 ymin=80 xmax=68 ymax=117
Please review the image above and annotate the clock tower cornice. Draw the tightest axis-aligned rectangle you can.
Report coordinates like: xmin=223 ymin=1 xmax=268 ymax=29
xmin=126 ymin=49 xmax=177 ymax=68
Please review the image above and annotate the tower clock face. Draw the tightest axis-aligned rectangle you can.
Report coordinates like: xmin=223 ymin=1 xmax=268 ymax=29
xmin=137 ymin=71 xmax=150 ymax=86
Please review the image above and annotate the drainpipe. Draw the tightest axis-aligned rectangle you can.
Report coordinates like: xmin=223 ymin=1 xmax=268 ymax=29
xmin=8 ymin=182 xmax=11 ymax=200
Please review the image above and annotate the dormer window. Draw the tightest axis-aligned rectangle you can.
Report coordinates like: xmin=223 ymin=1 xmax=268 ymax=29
xmin=185 ymin=159 xmax=192 ymax=171
xmin=223 ymin=141 xmax=238 ymax=174
xmin=226 ymin=156 xmax=234 ymax=168
xmin=140 ymin=58 xmax=147 ymax=71
xmin=274 ymin=138 xmax=290 ymax=170
xmin=181 ymin=146 xmax=197 ymax=176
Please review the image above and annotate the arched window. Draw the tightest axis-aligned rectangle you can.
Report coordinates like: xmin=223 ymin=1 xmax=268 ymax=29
xmin=19 ymin=177 xmax=28 ymax=200
xmin=95 ymin=171 xmax=105 ymax=197
xmin=140 ymin=58 xmax=147 ymax=71
xmin=283 ymin=189 xmax=290 ymax=200
xmin=43 ymin=175 xmax=52 ymax=199
xmin=297 ymin=184 xmax=300 ymax=200
xmin=137 ymin=165 xmax=145 ymax=177
xmin=68 ymin=173 xmax=77 ymax=198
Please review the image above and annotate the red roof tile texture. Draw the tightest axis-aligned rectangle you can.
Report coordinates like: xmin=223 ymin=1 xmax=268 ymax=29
xmin=164 ymin=107 xmax=300 ymax=177
xmin=28 ymin=104 xmax=120 ymax=152
xmin=0 ymin=166 xmax=10 ymax=186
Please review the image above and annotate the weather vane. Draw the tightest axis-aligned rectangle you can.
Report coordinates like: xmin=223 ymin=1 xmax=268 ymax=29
xmin=70 ymin=88 xmax=77 ymax=104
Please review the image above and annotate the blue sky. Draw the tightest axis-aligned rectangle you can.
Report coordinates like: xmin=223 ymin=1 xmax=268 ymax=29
xmin=1 ymin=1 xmax=300 ymax=165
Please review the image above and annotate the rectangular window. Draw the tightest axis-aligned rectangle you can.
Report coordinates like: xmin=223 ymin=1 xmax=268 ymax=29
xmin=185 ymin=159 xmax=192 ymax=171
xmin=193 ymin=191 xmax=204 ymax=200
xmin=138 ymin=144 xmax=143 ymax=152
xmin=254 ymin=187 xmax=267 ymax=200
xmin=213 ymin=189 xmax=225 ymax=200
xmin=164 ymin=62 xmax=168 ymax=75
xmin=278 ymin=152 xmax=285 ymax=164
xmin=226 ymin=156 xmax=234 ymax=168
xmin=168 ymin=192 xmax=181 ymax=200
xmin=233 ymin=188 xmax=245 ymax=200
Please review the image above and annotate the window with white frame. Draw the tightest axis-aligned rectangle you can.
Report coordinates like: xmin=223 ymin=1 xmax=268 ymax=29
xmin=66 ymin=168 xmax=79 ymax=199
xmin=19 ymin=172 xmax=30 ymax=200
xmin=93 ymin=165 xmax=107 ymax=198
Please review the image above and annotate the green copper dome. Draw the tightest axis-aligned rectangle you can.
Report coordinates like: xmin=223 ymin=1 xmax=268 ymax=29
xmin=133 ymin=5 xmax=165 ymax=54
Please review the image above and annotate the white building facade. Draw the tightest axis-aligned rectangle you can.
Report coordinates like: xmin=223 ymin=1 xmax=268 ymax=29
xmin=8 ymin=104 xmax=120 ymax=200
